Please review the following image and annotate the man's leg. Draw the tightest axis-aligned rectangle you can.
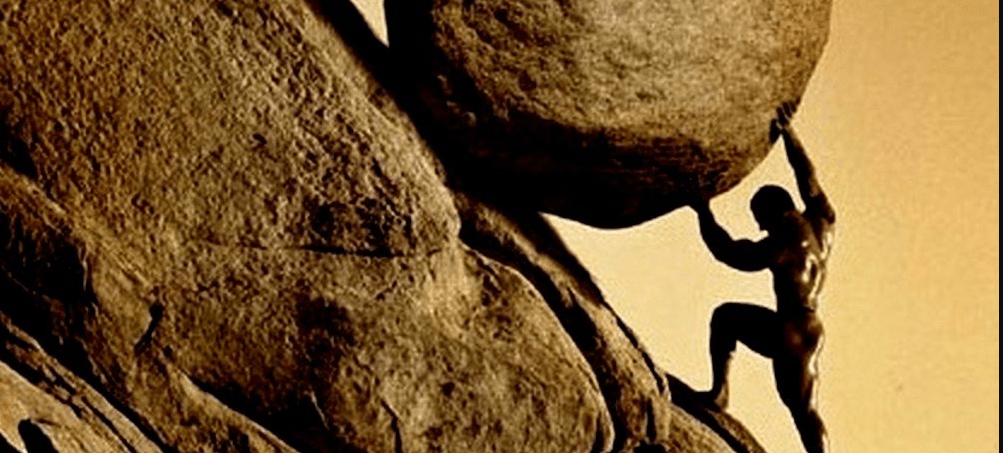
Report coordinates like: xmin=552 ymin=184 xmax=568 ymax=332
xmin=703 ymin=302 xmax=780 ymax=409
xmin=791 ymin=404 xmax=827 ymax=453
xmin=775 ymin=316 xmax=827 ymax=453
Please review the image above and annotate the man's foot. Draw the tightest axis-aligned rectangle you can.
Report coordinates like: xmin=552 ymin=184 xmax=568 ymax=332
xmin=697 ymin=386 xmax=729 ymax=410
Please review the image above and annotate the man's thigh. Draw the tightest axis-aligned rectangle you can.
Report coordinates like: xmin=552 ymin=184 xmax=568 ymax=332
xmin=773 ymin=316 xmax=824 ymax=407
xmin=713 ymin=302 xmax=781 ymax=358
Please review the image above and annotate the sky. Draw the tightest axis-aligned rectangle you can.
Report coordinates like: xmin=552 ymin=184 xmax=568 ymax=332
xmin=352 ymin=0 xmax=1000 ymax=451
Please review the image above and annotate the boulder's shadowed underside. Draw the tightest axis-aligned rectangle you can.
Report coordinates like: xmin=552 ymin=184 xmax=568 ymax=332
xmin=386 ymin=0 xmax=832 ymax=227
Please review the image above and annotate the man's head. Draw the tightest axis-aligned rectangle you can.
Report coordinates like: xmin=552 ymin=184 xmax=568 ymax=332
xmin=751 ymin=185 xmax=796 ymax=230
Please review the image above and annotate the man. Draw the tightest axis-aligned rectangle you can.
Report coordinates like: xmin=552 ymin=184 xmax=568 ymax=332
xmin=692 ymin=104 xmax=834 ymax=453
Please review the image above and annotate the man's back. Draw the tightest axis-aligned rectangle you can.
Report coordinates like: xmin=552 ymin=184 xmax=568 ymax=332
xmin=770 ymin=211 xmax=830 ymax=314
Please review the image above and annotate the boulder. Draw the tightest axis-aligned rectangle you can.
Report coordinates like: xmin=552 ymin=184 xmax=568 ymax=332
xmin=385 ymin=0 xmax=832 ymax=227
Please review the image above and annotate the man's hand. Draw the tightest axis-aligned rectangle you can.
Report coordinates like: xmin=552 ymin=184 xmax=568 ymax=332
xmin=770 ymin=101 xmax=798 ymax=142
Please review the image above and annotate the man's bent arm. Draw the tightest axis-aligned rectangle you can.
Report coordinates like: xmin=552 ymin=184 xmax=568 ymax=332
xmin=694 ymin=203 xmax=769 ymax=272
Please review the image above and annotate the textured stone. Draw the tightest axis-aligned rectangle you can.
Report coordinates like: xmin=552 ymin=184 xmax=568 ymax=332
xmin=0 ymin=1 xmax=609 ymax=451
xmin=454 ymin=193 xmax=669 ymax=451
xmin=386 ymin=0 xmax=832 ymax=227
xmin=0 ymin=313 xmax=163 ymax=453
xmin=667 ymin=375 xmax=768 ymax=453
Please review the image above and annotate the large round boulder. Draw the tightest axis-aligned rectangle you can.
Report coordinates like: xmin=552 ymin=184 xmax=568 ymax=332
xmin=386 ymin=0 xmax=832 ymax=227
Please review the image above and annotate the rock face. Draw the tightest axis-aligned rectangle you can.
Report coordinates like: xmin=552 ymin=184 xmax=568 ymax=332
xmin=0 ymin=0 xmax=774 ymax=452
xmin=454 ymin=194 xmax=672 ymax=451
xmin=385 ymin=0 xmax=832 ymax=227
xmin=0 ymin=1 xmax=610 ymax=451
xmin=0 ymin=313 xmax=163 ymax=453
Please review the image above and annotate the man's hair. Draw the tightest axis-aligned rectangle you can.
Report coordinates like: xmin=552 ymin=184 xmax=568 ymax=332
xmin=751 ymin=185 xmax=796 ymax=218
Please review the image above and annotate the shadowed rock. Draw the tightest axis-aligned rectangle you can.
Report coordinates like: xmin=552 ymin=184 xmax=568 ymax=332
xmin=0 ymin=312 xmax=164 ymax=453
xmin=385 ymin=0 xmax=832 ymax=227
xmin=454 ymin=193 xmax=669 ymax=451
xmin=667 ymin=375 xmax=768 ymax=453
xmin=18 ymin=420 xmax=60 ymax=453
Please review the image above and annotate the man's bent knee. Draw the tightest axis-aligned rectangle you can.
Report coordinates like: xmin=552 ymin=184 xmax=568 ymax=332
xmin=710 ymin=305 xmax=742 ymax=355
xmin=710 ymin=303 xmax=747 ymax=333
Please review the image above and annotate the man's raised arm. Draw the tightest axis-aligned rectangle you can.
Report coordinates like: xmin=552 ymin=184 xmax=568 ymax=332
xmin=773 ymin=105 xmax=836 ymax=225
xmin=693 ymin=202 xmax=769 ymax=272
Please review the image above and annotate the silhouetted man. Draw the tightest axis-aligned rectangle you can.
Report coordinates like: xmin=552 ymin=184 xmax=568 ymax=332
xmin=693 ymin=104 xmax=834 ymax=453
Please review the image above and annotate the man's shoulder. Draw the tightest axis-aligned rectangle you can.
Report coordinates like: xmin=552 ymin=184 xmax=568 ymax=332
xmin=804 ymin=197 xmax=837 ymax=224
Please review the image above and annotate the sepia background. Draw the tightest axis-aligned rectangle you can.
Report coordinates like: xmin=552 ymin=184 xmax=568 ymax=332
xmin=355 ymin=0 xmax=999 ymax=451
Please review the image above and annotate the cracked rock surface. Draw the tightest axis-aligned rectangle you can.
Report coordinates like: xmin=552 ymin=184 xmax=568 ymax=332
xmin=0 ymin=0 xmax=771 ymax=452
xmin=386 ymin=0 xmax=831 ymax=227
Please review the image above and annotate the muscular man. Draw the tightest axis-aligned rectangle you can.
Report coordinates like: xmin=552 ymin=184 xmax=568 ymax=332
xmin=692 ymin=104 xmax=834 ymax=453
